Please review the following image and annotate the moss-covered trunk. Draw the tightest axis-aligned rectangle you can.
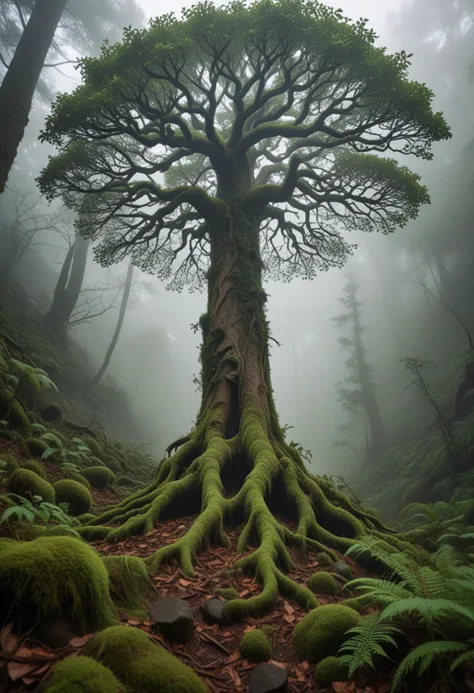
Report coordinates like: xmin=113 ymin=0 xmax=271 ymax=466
xmin=79 ymin=207 xmax=415 ymax=619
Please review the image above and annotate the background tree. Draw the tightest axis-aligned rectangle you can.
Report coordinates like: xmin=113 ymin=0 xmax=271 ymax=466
xmin=38 ymin=0 xmax=450 ymax=619
xmin=332 ymin=276 xmax=386 ymax=465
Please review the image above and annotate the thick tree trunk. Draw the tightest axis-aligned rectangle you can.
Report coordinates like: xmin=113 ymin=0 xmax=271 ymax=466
xmin=44 ymin=234 xmax=89 ymax=331
xmin=92 ymin=261 xmax=134 ymax=384
xmin=0 ymin=0 xmax=67 ymax=193
xmin=79 ymin=208 xmax=414 ymax=620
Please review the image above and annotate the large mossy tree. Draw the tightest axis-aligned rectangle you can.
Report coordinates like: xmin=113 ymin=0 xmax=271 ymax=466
xmin=38 ymin=0 xmax=450 ymax=619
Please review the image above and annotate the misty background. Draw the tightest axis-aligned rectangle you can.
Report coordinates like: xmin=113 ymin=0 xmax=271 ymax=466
xmin=1 ymin=0 xmax=472 ymax=483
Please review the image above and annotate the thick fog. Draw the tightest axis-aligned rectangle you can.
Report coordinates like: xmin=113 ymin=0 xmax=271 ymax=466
xmin=1 ymin=0 xmax=472 ymax=481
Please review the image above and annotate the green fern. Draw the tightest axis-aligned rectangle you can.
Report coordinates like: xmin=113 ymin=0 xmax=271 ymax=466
xmin=380 ymin=597 xmax=474 ymax=634
xmin=338 ymin=614 xmax=401 ymax=677
xmin=392 ymin=640 xmax=469 ymax=691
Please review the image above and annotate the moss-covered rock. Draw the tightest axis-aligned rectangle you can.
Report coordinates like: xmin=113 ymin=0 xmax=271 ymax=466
xmin=63 ymin=470 xmax=92 ymax=490
xmin=43 ymin=655 xmax=123 ymax=693
xmin=83 ymin=437 xmax=105 ymax=460
xmin=314 ymin=656 xmax=349 ymax=687
xmin=105 ymin=456 xmax=122 ymax=474
xmin=21 ymin=459 xmax=47 ymax=479
xmin=0 ymin=536 xmax=116 ymax=632
xmin=316 ymin=551 xmax=334 ymax=567
xmin=53 ymin=479 xmax=92 ymax=515
xmin=307 ymin=571 xmax=339 ymax=596
xmin=86 ymin=456 xmax=106 ymax=467
xmin=239 ymin=629 xmax=272 ymax=663
xmin=7 ymin=468 xmax=55 ymax=503
xmin=81 ymin=466 xmax=116 ymax=490
xmin=292 ymin=604 xmax=361 ymax=663
xmin=40 ymin=403 xmax=63 ymax=423
xmin=84 ymin=626 xmax=208 ymax=693
xmin=102 ymin=556 xmax=152 ymax=611
xmin=25 ymin=437 xmax=49 ymax=457
xmin=215 ymin=587 xmax=239 ymax=600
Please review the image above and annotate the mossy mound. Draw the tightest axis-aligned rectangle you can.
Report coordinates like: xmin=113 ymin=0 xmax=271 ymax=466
xmin=215 ymin=587 xmax=239 ymax=600
xmin=21 ymin=459 xmax=47 ymax=479
xmin=81 ymin=466 xmax=116 ymax=490
xmin=83 ymin=437 xmax=105 ymax=460
xmin=7 ymin=468 xmax=55 ymax=503
xmin=84 ymin=626 xmax=208 ymax=693
xmin=104 ymin=456 xmax=122 ymax=474
xmin=63 ymin=470 xmax=92 ymax=490
xmin=316 ymin=551 xmax=334 ymax=567
xmin=314 ymin=656 xmax=349 ymax=687
xmin=0 ymin=389 xmax=30 ymax=429
xmin=86 ymin=456 xmax=106 ymax=467
xmin=40 ymin=403 xmax=63 ymax=423
xmin=43 ymin=655 xmax=123 ymax=693
xmin=102 ymin=556 xmax=152 ymax=611
xmin=53 ymin=479 xmax=92 ymax=515
xmin=307 ymin=571 xmax=339 ymax=596
xmin=0 ymin=536 xmax=116 ymax=632
xmin=25 ymin=437 xmax=49 ymax=457
xmin=238 ymin=629 xmax=272 ymax=663
xmin=292 ymin=604 xmax=361 ymax=663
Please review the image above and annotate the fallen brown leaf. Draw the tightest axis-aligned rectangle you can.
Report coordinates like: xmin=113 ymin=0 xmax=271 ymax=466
xmin=7 ymin=661 xmax=38 ymax=682
xmin=0 ymin=623 xmax=18 ymax=655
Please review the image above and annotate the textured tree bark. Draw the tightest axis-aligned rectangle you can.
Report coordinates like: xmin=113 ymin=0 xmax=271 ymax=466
xmin=44 ymin=234 xmax=89 ymax=331
xmin=0 ymin=0 xmax=67 ymax=193
xmin=92 ymin=261 xmax=134 ymax=384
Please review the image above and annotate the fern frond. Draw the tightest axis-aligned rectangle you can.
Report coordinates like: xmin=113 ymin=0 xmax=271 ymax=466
xmin=451 ymin=644 xmax=474 ymax=672
xmin=416 ymin=566 xmax=449 ymax=599
xmin=346 ymin=578 xmax=413 ymax=605
xmin=338 ymin=614 xmax=401 ymax=677
xmin=381 ymin=598 xmax=474 ymax=632
xmin=392 ymin=641 xmax=468 ymax=691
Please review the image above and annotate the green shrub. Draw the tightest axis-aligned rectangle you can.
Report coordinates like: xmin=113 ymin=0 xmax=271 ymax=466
xmin=21 ymin=459 xmax=47 ymax=479
xmin=239 ymin=629 xmax=272 ymax=663
xmin=53 ymin=479 xmax=92 ymax=515
xmin=43 ymin=655 xmax=123 ymax=693
xmin=81 ymin=466 xmax=116 ymax=490
xmin=314 ymin=656 xmax=348 ymax=687
xmin=7 ymin=468 xmax=55 ymax=503
xmin=25 ymin=437 xmax=49 ymax=457
xmin=308 ymin=571 xmax=339 ymax=596
xmin=102 ymin=556 xmax=152 ymax=611
xmin=0 ymin=536 xmax=117 ymax=632
xmin=293 ymin=604 xmax=361 ymax=663
xmin=84 ymin=626 xmax=208 ymax=693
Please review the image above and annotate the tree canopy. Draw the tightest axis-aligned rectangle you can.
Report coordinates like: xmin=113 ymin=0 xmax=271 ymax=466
xmin=39 ymin=0 xmax=450 ymax=291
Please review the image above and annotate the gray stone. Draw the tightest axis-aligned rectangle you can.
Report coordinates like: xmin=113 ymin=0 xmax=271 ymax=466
xmin=330 ymin=561 xmax=353 ymax=581
xmin=149 ymin=596 xmax=194 ymax=644
xmin=248 ymin=663 xmax=288 ymax=693
xmin=201 ymin=598 xmax=229 ymax=625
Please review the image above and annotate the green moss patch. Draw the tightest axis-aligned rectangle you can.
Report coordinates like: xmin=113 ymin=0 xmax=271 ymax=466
xmin=239 ymin=629 xmax=272 ymax=663
xmin=43 ymin=655 xmax=123 ymax=693
xmin=63 ymin=470 xmax=92 ymax=490
xmin=25 ymin=437 xmax=49 ymax=457
xmin=215 ymin=587 xmax=239 ymax=600
xmin=81 ymin=466 xmax=116 ymax=490
xmin=53 ymin=479 xmax=92 ymax=515
xmin=292 ymin=604 xmax=361 ymax=663
xmin=20 ymin=459 xmax=47 ymax=479
xmin=102 ymin=555 xmax=152 ymax=611
xmin=0 ymin=536 xmax=116 ymax=632
xmin=307 ymin=571 xmax=339 ymax=596
xmin=314 ymin=656 xmax=349 ymax=687
xmin=7 ymin=468 xmax=55 ymax=503
xmin=84 ymin=625 xmax=208 ymax=693
xmin=316 ymin=551 xmax=334 ymax=567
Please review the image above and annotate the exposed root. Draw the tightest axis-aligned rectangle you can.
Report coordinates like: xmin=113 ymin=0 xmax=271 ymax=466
xmin=80 ymin=397 xmax=416 ymax=620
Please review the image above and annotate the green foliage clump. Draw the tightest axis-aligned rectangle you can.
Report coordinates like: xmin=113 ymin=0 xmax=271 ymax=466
xmin=7 ymin=468 xmax=55 ymax=503
xmin=84 ymin=626 xmax=208 ymax=693
xmin=316 ymin=551 xmax=334 ymax=567
xmin=308 ymin=571 xmax=339 ymax=596
xmin=293 ymin=604 xmax=361 ymax=663
xmin=43 ymin=655 xmax=123 ymax=693
xmin=102 ymin=555 xmax=152 ymax=611
xmin=25 ymin=436 xmax=49 ymax=457
xmin=63 ymin=470 xmax=92 ymax=490
xmin=0 ymin=536 xmax=116 ymax=631
xmin=338 ymin=613 xmax=402 ymax=677
xmin=314 ymin=656 xmax=349 ymax=687
xmin=81 ymin=466 xmax=116 ymax=489
xmin=238 ymin=629 xmax=272 ymax=663
xmin=53 ymin=479 xmax=92 ymax=515
xmin=215 ymin=587 xmax=239 ymax=600
xmin=21 ymin=459 xmax=47 ymax=479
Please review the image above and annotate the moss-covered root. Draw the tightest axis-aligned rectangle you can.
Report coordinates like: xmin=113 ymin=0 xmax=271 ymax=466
xmin=41 ymin=656 xmax=124 ymax=693
xmin=84 ymin=626 xmax=208 ymax=693
xmin=0 ymin=536 xmax=117 ymax=632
